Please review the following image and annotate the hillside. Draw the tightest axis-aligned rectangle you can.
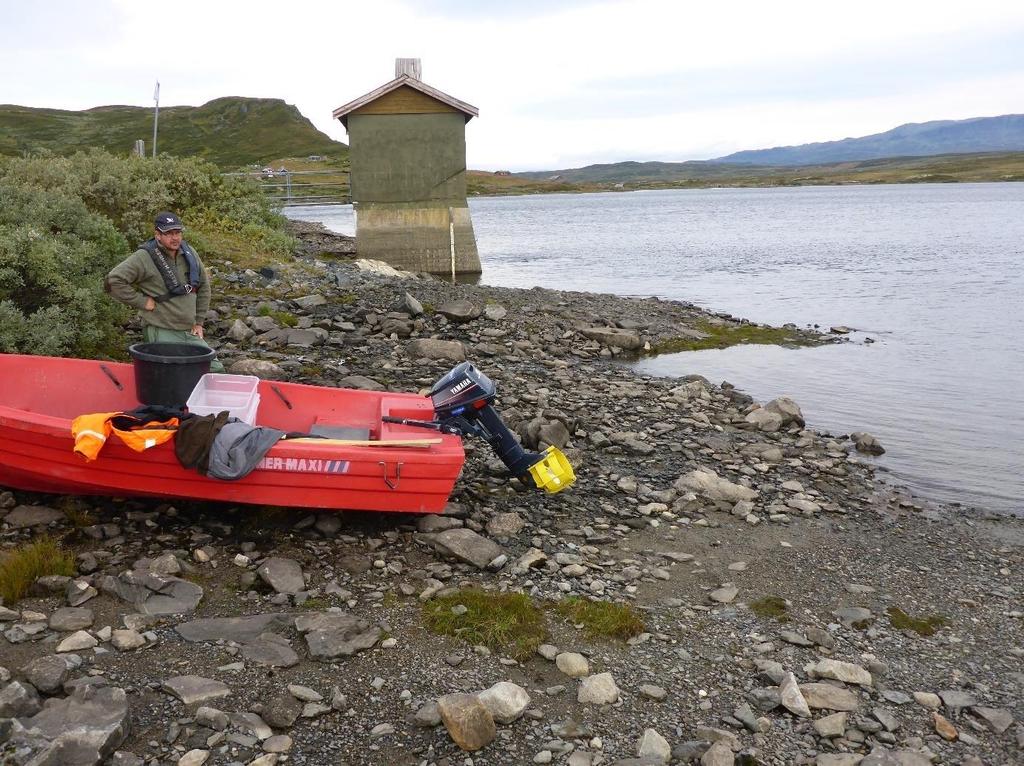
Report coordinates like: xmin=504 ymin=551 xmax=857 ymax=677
xmin=715 ymin=114 xmax=1024 ymax=165
xmin=0 ymin=97 xmax=348 ymax=168
xmin=503 ymin=151 xmax=1024 ymax=191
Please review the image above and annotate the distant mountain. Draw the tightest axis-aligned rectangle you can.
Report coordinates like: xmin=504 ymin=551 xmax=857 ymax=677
xmin=0 ymin=97 xmax=347 ymax=167
xmin=715 ymin=114 xmax=1024 ymax=165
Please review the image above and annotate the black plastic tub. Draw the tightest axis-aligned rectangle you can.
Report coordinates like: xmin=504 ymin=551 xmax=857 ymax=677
xmin=128 ymin=342 xmax=215 ymax=406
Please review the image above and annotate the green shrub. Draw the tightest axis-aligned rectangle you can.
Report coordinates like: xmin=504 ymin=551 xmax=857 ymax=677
xmin=0 ymin=150 xmax=296 ymax=357
xmin=0 ymin=537 xmax=76 ymax=604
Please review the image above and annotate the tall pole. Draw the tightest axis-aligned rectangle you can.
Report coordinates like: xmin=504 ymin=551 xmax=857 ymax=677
xmin=152 ymin=81 xmax=160 ymax=158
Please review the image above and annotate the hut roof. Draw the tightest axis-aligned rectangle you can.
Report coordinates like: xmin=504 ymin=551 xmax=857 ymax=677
xmin=332 ymin=74 xmax=478 ymax=128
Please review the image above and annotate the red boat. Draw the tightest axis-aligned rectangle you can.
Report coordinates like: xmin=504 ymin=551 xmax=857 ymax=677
xmin=0 ymin=354 xmax=464 ymax=514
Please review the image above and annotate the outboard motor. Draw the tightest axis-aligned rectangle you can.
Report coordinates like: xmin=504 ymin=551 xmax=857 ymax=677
xmin=384 ymin=362 xmax=575 ymax=493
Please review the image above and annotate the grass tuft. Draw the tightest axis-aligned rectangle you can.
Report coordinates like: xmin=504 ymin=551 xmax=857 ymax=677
xmin=651 ymin=321 xmax=822 ymax=354
xmin=0 ymin=538 xmax=76 ymax=604
xmin=57 ymin=498 xmax=97 ymax=529
xmin=422 ymin=588 xmax=548 ymax=660
xmin=887 ymin=606 xmax=947 ymax=636
xmin=551 ymin=596 xmax=646 ymax=640
xmin=749 ymin=596 xmax=790 ymax=622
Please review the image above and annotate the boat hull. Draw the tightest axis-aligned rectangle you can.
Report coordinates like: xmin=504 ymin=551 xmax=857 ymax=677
xmin=0 ymin=355 xmax=464 ymax=514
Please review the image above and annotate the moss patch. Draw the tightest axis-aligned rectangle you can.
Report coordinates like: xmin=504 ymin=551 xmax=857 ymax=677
xmin=887 ymin=607 xmax=947 ymax=636
xmin=422 ymin=588 xmax=548 ymax=660
xmin=257 ymin=306 xmax=298 ymax=327
xmin=0 ymin=538 xmax=76 ymax=604
xmin=749 ymin=596 xmax=790 ymax=622
xmin=551 ymin=596 xmax=646 ymax=640
xmin=651 ymin=321 xmax=822 ymax=354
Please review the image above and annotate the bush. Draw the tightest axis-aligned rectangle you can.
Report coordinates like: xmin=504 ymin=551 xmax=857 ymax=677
xmin=0 ymin=537 xmax=76 ymax=604
xmin=0 ymin=149 xmax=295 ymax=357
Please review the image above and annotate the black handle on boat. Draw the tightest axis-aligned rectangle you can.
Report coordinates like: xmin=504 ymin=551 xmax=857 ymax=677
xmin=99 ymin=364 xmax=123 ymax=391
xmin=382 ymin=415 xmax=466 ymax=436
xmin=271 ymin=385 xmax=293 ymax=410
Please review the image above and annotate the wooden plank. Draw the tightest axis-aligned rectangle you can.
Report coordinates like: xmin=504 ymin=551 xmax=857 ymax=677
xmin=352 ymin=85 xmax=458 ymax=116
xmin=286 ymin=437 xmax=442 ymax=448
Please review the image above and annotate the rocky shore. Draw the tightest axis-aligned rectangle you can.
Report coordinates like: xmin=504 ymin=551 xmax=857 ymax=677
xmin=1 ymin=222 xmax=1021 ymax=765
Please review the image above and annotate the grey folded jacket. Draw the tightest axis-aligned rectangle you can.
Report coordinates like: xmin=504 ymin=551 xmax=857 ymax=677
xmin=206 ymin=421 xmax=286 ymax=480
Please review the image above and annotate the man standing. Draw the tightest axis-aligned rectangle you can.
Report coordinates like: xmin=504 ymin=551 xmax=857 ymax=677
xmin=106 ymin=211 xmax=224 ymax=371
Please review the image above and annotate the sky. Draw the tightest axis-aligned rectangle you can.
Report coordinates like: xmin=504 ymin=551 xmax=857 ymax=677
xmin=3 ymin=0 xmax=1023 ymax=171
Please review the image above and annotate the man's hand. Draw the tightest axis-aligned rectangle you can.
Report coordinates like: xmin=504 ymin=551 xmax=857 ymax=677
xmin=190 ymin=324 xmax=204 ymax=339
xmin=144 ymin=297 xmax=156 ymax=311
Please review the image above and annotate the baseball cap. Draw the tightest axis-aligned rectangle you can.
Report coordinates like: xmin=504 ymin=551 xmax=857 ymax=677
xmin=154 ymin=212 xmax=184 ymax=232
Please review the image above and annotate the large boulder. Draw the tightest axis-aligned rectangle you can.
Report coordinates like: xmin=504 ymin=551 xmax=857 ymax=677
xmin=294 ymin=612 xmax=381 ymax=659
xmin=851 ymin=432 xmax=885 ymax=455
xmin=674 ymin=468 xmax=758 ymax=504
xmin=437 ymin=300 xmax=482 ymax=323
xmin=578 ymin=327 xmax=643 ymax=350
xmin=4 ymin=505 xmax=65 ymax=528
xmin=0 ymin=680 xmax=43 ymax=718
xmin=7 ymin=685 xmax=130 ymax=764
xmin=162 ymin=676 xmax=231 ymax=705
xmin=228 ymin=359 xmax=286 ymax=380
xmin=176 ymin=614 xmax=293 ymax=644
xmin=406 ymin=338 xmax=467 ymax=361
xmin=98 ymin=569 xmax=203 ymax=616
xmin=256 ymin=558 xmax=305 ymax=595
xmin=428 ymin=528 xmax=504 ymax=569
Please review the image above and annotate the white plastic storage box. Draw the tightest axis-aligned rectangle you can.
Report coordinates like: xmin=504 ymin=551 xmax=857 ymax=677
xmin=186 ymin=374 xmax=261 ymax=425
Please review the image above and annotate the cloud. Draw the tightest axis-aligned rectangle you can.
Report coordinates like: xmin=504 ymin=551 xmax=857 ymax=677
xmin=2 ymin=0 xmax=1022 ymax=170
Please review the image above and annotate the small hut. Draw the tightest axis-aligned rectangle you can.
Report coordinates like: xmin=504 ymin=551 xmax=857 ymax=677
xmin=333 ymin=59 xmax=481 ymax=275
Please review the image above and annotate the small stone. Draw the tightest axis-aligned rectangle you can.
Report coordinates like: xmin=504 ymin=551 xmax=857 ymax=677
xmin=177 ymin=750 xmax=209 ymax=766
xmin=779 ymin=672 xmax=811 ymax=718
xmin=813 ymin=658 xmax=872 ymax=686
xmin=971 ymin=706 xmax=1014 ymax=733
xmin=477 ymin=681 xmax=531 ymax=724
xmin=709 ymin=583 xmax=738 ymax=604
xmin=577 ymin=673 xmax=619 ymax=705
xmin=800 ymin=683 xmax=860 ymax=712
xmin=57 ymin=630 xmax=98 ymax=652
xmin=640 ymin=684 xmax=667 ymax=701
xmin=637 ymin=728 xmax=671 ymax=764
xmin=555 ymin=652 xmax=589 ymax=678
xmin=537 ymin=644 xmax=559 ymax=661
xmin=436 ymin=693 xmax=496 ymax=752
xmin=111 ymin=629 xmax=146 ymax=651
xmin=813 ymin=712 xmax=847 ymax=738
xmin=287 ymin=684 xmax=323 ymax=702
xmin=933 ymin=711 xmax=958 ymax=740
xmin=162 ymin=676 xmax=231 ymax=705
xmin=262 ymin=735 xmax=293 ymax=753
xmin=48 ymin=607 xmax=94 ymax=632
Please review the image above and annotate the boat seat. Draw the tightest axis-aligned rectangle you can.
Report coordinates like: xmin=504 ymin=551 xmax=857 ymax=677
xmin=309 ymin=423 xmax=371 ymax=441
xmin=379 ymin=395 xmax=435 ymax=423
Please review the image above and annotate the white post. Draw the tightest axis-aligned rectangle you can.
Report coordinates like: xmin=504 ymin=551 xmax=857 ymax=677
xmin=449 ymin=208 xmax=456 ymax=284
xmin=152 ymin=81 xmax=160 ymax=158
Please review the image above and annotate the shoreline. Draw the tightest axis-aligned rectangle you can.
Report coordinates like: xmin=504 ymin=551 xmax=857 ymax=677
xmin=1 ymin=228 xmax=1020 ymax=764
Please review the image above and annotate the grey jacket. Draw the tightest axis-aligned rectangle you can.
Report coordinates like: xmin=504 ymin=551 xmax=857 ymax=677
xmin=207 ymin=422 xmax=285 ymax=481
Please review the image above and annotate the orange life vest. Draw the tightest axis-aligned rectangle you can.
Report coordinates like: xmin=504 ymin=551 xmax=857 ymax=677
xmin=71 ymin=412 xmax=179 ymax=462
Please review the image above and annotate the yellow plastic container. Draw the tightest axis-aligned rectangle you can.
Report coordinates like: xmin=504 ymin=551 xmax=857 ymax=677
xmin=528 ymin=446 xmax=576 ymax=493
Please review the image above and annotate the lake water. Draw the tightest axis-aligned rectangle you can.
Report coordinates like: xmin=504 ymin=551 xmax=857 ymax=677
xmin=287 ymin=183 xmax=1024 ymax=515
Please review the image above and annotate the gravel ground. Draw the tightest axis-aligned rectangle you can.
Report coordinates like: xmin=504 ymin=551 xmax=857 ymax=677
xmin=1 ymin=227 xmax=1020 ymax=766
